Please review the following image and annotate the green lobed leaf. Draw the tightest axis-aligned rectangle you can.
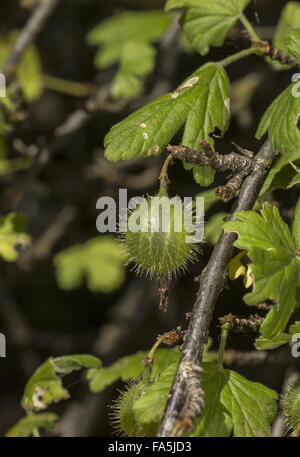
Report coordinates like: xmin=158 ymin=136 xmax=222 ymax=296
xmin=224 ymin=204 xmax=300 ymax=342
xmin=87 ymin=10 xmax=171 ymax=49
xmin=5 ymin=413 xmax=58 ymax=437
xmin=87 ymin=348 xmax=180 ymax=393
xmin=133 ymin=363 xmax=177 ymax=424
xmin=270 ymin=2 xmax=300 ymax=70
xmin=88 ymin=342 xmax=216 ymax=394
xmin=22 ymin=354 xmax=100 ymax=412
xmin=117 ymin=382 xmax=159 ymax=437
xmin=288 ymin=172 xmax=300 ymax=188
xmin=261 ymin=159 xmax=300 ymax=194
xmin=195 ymin=363 xmax=277 ymax=437
xmin=256 ymin=81 xmax=300 ymax=157
xmin=0 ymin=31 xmax=43 ymax=101
xmin=21 ymin=360 xmax=69 ymax=412
xmin=166 ymin=0 xmax=252 ymax=55
xmin=289 ymin=321 xmax=300 ymax=335
xmin=17 ymin=43 xmax=43 ymax=101
xmin=0 ymin=213 xmax=31 ymax=262
xmin=254 ymin=333 xmax=291 ymax=350
xmin=179 ymin=30 xmax=195 ymax=53
xmin=111 ymin=72 xmax=144 ymax=100
xmin=255 ymin=321 xmax=300 ymax=350
xmin=111 ymin=41 xmax=156 ymax=100
xmin=184 ymin=162 xmax=216 ymax=186
xmin=192 ymin=363 xmax=232 ymax=437
xmin=193 ymin=363 xmax=278 ymax=437
xmin=287 ymin=28 xmax=300 ymax=62
xmin=182 ymin=63 xmax=230 ymax=185
xmin=53 ymin=354 xmax=101 ymax=375
xmin=133 ymin=361 xmax=277 ymax=437
xmin=259 ymin=151 xmax=300 ymax=194
xmin=105 ymin=62 xmax=230 ymax=186
xmin=221 ymin=367 xmax=278 ymax=436
xmin=118 ymin=41 xmax=156 ymax=77
xmin=54 ymin=236 xmax=126 ymax=293
xmin=87 ymin=10 xmax=170 ymax=100
xmin=88 ymin=352 xmax=146 ymax=393
xmin=94 ymin=42 xmax=122 ymax=68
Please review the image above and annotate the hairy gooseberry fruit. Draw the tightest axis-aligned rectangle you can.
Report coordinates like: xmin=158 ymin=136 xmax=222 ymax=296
xmin=110 ymin=381 xmax=158 ymax=437
xmin=283 ymin=382 xmax=300 ymax=437
xmin=122 ymin=195 xmax=200 ymax=278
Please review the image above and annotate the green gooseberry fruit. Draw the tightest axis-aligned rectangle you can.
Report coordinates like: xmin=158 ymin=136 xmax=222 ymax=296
xmin=283 ymin=382 xmax=300 ymax=437
xmin=110 ymin=381 xmax=158 ymax=437
xmin=122 ymin=194 xmax=201 ymax=278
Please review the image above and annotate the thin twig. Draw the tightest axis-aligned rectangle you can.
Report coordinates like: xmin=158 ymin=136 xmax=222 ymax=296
xmin=239 ymin=13 xmax=261 ymax=42
xmin=2 ymin=0 xmax=60 ymax=83
xmin=254 ymin=41 xmax=300 ymax=69
xmin=157 ymin=140 xmax=276 ymax=437
xmin=219 ymin=313 xmax=264 ymax=333
xmin=168 ymin=140 xmax=255 ymax=199
xmin=159 ymin=154 xmax=173 ymax=192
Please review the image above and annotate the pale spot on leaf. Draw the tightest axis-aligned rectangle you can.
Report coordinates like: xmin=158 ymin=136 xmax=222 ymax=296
xmin=178 ymin=76 xmax=199 ymax=91
xmin=224 ymin=98 xmax=230 ymax=112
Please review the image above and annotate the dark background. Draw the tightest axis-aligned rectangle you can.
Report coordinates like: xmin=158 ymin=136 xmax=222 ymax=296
xmin=0 ymin=0 xmax=298 ymax=436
